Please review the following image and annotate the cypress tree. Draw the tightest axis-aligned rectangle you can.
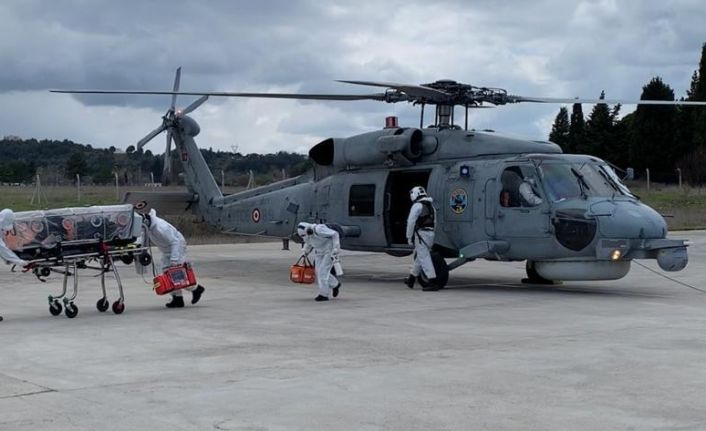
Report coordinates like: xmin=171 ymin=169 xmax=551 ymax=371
xmin=583 ymin=91 xmax=615 ymax=159
xmin=677 ymin=42 xmax=706 ymax=184
xmin=629 ymin=77 xmax=677 ymax=176
xmin=568 ymin=103 xmax=585 ymax=154
xmin=548 ymin=107 xmax=570 ymax=152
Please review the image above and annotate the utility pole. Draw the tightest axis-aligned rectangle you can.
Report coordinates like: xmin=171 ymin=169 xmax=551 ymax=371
xmin=76 ymin=174 xmax=81 ymax=202
xmin=246 ymin=170 xmax=256 ymax=189
xmin=30 ymin=173 xmax=47 ymax=206
xmin=115 ymin=172 xmax=120 ymax=201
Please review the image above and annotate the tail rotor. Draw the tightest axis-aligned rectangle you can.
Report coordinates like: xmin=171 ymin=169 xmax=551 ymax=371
xmin=135 ymin=67 xmax=208 ymax=185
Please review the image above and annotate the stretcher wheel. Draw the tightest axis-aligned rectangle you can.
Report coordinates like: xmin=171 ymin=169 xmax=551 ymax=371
xmin=138 ymin=252 xmax=152 ymax=266
xmin=96 ymin=298 xmax=110 ymax=312
xmin=49 ymin=300 xmax=62 ymax=316
xmin=112 ymin=300 xmax=125 ymax=315
xmin=64 ymin=303 xmax=78 ymax=319
xmin=120 ymin=253 xmax=134 ymax=265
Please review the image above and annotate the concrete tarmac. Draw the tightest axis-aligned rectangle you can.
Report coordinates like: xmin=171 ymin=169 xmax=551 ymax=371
xmin=1 ymin=232 xmax=706 ymax=430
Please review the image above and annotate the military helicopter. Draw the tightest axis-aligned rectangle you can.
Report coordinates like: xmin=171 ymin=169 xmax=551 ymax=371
xmin=52 ymin=68 xmax=706 ymax=289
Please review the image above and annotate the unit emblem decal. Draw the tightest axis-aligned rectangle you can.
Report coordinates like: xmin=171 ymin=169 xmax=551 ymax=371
xmin=449 ymin=188 xmax=468 ymax=214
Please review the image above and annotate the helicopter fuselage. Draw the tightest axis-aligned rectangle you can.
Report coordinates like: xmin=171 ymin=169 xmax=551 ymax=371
xmin=168 ymin=117 xmax=688 ymax=285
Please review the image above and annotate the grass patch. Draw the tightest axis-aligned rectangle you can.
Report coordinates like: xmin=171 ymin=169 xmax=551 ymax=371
xmin=629 ymin=184 xmax=706 ymax=230
xmin=1 ymin=184 xmax=703 ymax=234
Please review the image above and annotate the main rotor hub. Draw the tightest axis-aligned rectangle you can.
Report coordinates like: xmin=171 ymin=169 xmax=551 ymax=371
xmin=422 ymin=80 xmax=509 ymax=107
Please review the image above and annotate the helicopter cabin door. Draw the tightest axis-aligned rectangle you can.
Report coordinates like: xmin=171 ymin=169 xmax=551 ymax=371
xmin=493 ymin=164 xmax=550 ymax=238
xmin=340 ymin=171 xmax=388 ymax=249
xmin=384 ymin=170 xmax=432 ymax=246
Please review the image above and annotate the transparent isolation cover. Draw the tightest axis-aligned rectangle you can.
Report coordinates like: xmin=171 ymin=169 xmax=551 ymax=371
xmin=5 ymin=204 xmax=138 ymax=252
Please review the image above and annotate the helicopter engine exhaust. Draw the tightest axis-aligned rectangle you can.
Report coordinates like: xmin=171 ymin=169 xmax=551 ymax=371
xmin=309 ymin=128 xmax=424 ymax=168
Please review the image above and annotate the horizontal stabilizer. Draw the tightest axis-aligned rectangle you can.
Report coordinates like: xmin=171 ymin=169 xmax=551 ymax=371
xmin=122 ymin=191 xmax=196 ymax=215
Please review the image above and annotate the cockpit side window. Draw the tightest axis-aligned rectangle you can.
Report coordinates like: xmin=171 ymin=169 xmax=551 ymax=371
xmin=500 ymin=166 xmax=543 ymax=207
xmin=500 ymin=167 xmax=523 ymax=207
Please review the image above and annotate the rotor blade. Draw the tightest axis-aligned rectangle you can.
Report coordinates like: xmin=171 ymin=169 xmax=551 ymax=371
xmin=507 ymin=95 xmax=706 ymax=106
xmin=50 ymin=89 xmax=389 ymax=101
xmin=337 ymin=80 xmax=451 ymax=99
xmin=181 ymin=95 xmax=209 ymax=115
xmin=171 ymin=67 xmax=181 ymax=112
xmin=136 ymin=124 xmax=167 ymax=150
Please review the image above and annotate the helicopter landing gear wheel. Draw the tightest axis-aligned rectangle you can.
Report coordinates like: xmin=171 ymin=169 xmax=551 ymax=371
xmin=522 ymin=260 xmax=555 ymax=285
xmin=112 ymin=300 xmax=125 ymax=315
xmin=417 ymin=252 xmax=449 ymax=289
xmin=96 ymin=297 xmax=110 ymax=312
xmin=64 ymin=302 xmax=78 ymax=319
xmin=49 ymin=300 xmax=62 ymax=316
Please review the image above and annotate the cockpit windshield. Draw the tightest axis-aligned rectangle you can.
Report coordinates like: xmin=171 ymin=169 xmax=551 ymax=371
xmin=538 ymin=162 xmax=633 ymax=202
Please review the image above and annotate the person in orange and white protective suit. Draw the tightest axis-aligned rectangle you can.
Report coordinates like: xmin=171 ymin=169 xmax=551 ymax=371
xmin=142 ymin=208 xmax=205 ymax=308
xmin=297 ymin=222 xmax=341 ymax=302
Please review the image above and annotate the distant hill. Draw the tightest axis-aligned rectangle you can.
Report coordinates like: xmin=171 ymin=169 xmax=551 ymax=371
xmin=0 ymin=137 xmax=310 ymax=186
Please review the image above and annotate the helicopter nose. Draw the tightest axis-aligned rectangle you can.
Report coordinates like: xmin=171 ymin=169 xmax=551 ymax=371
xmin=590 ymin=200 xmax=667 ymax=239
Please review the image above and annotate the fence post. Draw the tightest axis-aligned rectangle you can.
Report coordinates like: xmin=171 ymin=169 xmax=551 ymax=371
xmin=646 ymin=168 xmax=650 ymax=191
xmin=76 ymin=174 xmax=81 ymax=202
xmin=676 ymin=168 xmax=682 ymax=190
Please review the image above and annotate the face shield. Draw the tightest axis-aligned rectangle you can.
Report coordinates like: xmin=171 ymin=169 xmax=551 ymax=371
xmin=297 ymin=223 xmax=313 ymax=239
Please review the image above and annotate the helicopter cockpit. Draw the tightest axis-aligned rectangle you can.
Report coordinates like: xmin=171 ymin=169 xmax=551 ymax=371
xmin=537 ymin=162 xmax=634 ymax=202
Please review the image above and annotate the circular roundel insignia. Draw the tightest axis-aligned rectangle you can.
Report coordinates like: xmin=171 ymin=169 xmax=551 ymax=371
xmin=251 ymin=208 xmax=261 ymax=223
xmin=449 ymin=188 xmax=468 ymax=214
xmin=134 ymin=200 xmax=147 ymax=210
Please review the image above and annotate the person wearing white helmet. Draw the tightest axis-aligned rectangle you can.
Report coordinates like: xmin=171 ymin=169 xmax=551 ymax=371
xmin=297 ymin=222 xmax=341 ymax=302
xmin=142 ymin=208 xmax=205 ymax=308
xmin=404 ymin=186 xmax=439 ymax=291
xmin=0 ymin=209 xmax=31 ymax=322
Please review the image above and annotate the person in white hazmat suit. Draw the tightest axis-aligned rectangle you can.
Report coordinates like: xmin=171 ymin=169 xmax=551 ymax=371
xmin=142 ymin=209 xmax=205 ymax=308
xmin=404 ymin=186 xmax=440 ymax=291
xmin=0 ymin=209 xmax=31 ymax=322
xmin=297 ymin=222 xmax=341 ymax=302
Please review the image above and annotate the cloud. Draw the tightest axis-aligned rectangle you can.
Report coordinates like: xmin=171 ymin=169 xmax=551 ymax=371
xmin=0 ymin=1 xmax=704 ymax=153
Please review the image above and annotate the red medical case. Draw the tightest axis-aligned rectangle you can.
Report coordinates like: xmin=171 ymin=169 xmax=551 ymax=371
xmin=153 ymin=263 xmax=197 ymax=295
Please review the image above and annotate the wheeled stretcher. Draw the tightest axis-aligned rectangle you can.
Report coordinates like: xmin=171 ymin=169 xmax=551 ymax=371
xmin=5 ymin=204 xmax=152 ymax=318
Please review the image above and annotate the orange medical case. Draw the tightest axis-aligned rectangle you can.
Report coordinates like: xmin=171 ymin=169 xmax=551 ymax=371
xmin=290 ymin=256 xmax=316 ymax=284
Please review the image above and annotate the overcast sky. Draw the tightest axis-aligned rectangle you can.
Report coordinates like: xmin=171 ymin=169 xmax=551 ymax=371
xmin=0 ymin=0 xmax=704 ymax=155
